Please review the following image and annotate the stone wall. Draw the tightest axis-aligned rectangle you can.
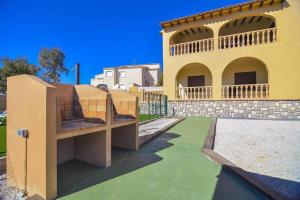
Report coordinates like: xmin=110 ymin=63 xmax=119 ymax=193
xmin=0 ymin=157 xmax=6 ymax=172
xmin=139 ymin=102 xmax=167 ymax=115
xmin=167 ymin=100 xmax=300 ymax=120
xmin=0 ymin=96 xmax=6 ymax=111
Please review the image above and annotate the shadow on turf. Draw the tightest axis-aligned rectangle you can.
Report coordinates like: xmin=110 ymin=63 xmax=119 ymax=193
xmin=57 ymin=132 xmax=180 ymax=198
xmin=213 ymin=166 xmax=300 ymax=200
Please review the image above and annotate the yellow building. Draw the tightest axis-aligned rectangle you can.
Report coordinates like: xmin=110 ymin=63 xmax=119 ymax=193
xmin=161 ymin=0 xmax=300 ymax=102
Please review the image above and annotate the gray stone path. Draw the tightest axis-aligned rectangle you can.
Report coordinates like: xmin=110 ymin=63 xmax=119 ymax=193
xmin=139 ymin=118 xmax=180 ymax=145
xmin=214 ymin=118 xmax=300 ymax=200
xmin=0 ymin=173 xmax=23 ymax=200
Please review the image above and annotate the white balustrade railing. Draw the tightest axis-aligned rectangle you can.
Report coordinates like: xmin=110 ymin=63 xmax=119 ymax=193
xmin=170 ymin=38 xmax=214 ymax=56
xmin=176 ymin=87 xmax=213 ymax=100
xmin=169 ymin=28 xmax=277 ymax=56
xmin=219 ymin=28 xmax=277 ymax=50
xmin=222 ymin=84 xmax=269 ymax=99
xmin=138 ymin=86 xmax=163 ymax=92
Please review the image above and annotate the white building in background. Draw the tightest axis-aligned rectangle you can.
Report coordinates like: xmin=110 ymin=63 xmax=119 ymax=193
xmin=91 ymin=64 xmax=161 ymax=90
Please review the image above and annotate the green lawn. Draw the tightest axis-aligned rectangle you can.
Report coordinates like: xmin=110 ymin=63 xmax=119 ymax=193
xmin=0 ymin=126 xmax=6 ymax=157
xmin=57 ymin=118 xmax=266 ymax=200
xmin=138 ymin=114 xmax=160 ymax=122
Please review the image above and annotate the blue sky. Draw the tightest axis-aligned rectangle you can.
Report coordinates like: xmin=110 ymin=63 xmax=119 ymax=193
xmin=0 ymin=0 xmax=247 ymax=84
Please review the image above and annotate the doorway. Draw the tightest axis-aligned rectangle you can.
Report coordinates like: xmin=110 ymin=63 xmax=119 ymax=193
xmin=188 ymin=76 xmax=205 ymax=87
xmin=234 ymin=72 xmax=256 ymax=85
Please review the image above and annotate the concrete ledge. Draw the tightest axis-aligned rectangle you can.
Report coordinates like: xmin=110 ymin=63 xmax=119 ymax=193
xmin=0 ymin=156 xmax=6 ymax=172
xmin=139 ymin=117 xmax=185 ymax=145
xmin=169 ymin=99 xmax=300 ymax=102
xmin=202 ymin=118 xmax=288 ymax=200
xmin=138 ymin=117 xmax=164 ymax=125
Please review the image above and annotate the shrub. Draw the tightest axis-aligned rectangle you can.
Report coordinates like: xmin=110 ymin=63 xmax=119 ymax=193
xmin=0 ymin=116 xmax=6 ymax=126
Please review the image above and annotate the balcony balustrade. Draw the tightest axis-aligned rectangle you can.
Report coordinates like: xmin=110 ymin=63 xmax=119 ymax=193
xmin=169 ymin=28 xmax=277 ymax=56
xmin=219 ymin=28 xmax=277 ymax=50
xmin=176 ymin=86 xmax=213 ymax=100
xmin=222 ymin=84 xmax=269 ymax=99
xmin=175 ymin=84 xmax=269 ymax=100
xmin=170 ymin=38 xmax=214 ymax=56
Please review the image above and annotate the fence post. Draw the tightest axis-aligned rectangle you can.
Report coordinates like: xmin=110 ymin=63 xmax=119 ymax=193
xmin=148 ymin=92 xmax=150 ymax=118
xmin=164 ymin=95 xmax=168 ymax=116
xmin=159 ymin=94 xmax=162 ymax=117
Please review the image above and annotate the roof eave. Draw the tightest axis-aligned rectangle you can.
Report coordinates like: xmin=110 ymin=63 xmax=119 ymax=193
xmin=160 ymin=0 xmax=285 ymax=29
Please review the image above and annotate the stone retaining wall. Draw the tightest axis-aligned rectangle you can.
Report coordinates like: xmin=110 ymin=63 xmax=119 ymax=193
xmin=0 ymin=95 xmax=6 ymax=111
xmin=167 ymin=100 xmax=300 ymax=120
xmin=0 ymin=157 xmax=6 ymax=172
xmin=139 ymin=102 xmax=167 ymax=115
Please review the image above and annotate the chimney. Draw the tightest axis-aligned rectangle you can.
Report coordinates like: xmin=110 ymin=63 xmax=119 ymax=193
xmin=75 ymin=63 xmax=80 ymax=85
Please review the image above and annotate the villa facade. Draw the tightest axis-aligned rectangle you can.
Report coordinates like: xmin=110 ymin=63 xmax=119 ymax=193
xmin=91 ymin=64 xmax=160 ymax=90
xmin=161 ymin=0 xmax=300 ymax=102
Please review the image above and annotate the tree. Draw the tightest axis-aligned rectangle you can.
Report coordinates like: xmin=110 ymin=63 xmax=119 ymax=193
xmin=39 ymin=48 xmax=68 ymax=83
xmin=0 ymin=58 xmax=40 ymax=93
xmin=158 ymin=73 xmax=163 ymax=86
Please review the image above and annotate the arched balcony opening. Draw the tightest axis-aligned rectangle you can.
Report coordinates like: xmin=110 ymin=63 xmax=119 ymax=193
xmin=222 ymin=57 xmax=269 ymax=99
xmin=169 ymin=27 xmax=214 ymax=56
xmin=176 ymin=63 xmax=213 ymax=100
xmin=218 ymin=15 xmax=277 ymax=50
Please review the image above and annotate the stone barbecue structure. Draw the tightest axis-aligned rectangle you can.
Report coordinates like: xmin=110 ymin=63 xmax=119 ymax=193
xmin=6 ymin=75 xmax=139 ymax=200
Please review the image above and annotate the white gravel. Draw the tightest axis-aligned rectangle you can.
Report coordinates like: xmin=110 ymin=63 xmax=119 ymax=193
xmin=214 ymin=118 xmax=300 ymax=200
xmin=139 ymin=118 xmax=179 ymax=137
xmin=139 ymin=118 xmax=180 ymax=145
xmin=0 ymin=173 xmax=24 ymax=200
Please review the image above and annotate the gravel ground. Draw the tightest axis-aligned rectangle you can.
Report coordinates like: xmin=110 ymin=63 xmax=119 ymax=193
xmin=138 ymin=118 xmax=180 ymax=145
xmin=139 ymin=118 xmax=179 ymax=137
xmin=214 ymin=118 xmax=300 ymax=200
xmin=0 ymin=173 xmax=24 ymax=200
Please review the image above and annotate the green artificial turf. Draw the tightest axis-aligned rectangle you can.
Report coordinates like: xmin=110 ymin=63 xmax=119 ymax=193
xmin=0 ymin=126 xmax=6 ymax=157
xmin=57 ymin=118 xmax=266 ymax=200
xmin=138 ymin=114 xmax=160 ymax=122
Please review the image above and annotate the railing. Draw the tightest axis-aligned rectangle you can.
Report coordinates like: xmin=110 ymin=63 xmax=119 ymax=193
xmin=170 ymin=38 xmax=214 ymax=56
xmin=176 ymin=87 xmax=213 ymax=100
xmin=142 ymin=91 xmax=164 ymax=102
xmin=219 ymin=28 xmax=277 ymax=50
xmin=138 ymin=86 xmax=163 ymax=92
xmin=222 ymin=84 xmax=269 ymax=99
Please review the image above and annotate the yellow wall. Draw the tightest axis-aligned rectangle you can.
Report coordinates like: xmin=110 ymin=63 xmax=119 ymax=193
xmin=162 ymin=0 xmax=300 ymax=100
xmin=7 ymin=75 xmax=57 ymax=200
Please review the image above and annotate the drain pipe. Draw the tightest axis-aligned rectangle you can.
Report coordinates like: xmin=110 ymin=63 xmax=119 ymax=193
xmin=24 ymin=135 xmax=28 ymax=197
xmin=17 ymin=129 xmax=29 ymax=197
